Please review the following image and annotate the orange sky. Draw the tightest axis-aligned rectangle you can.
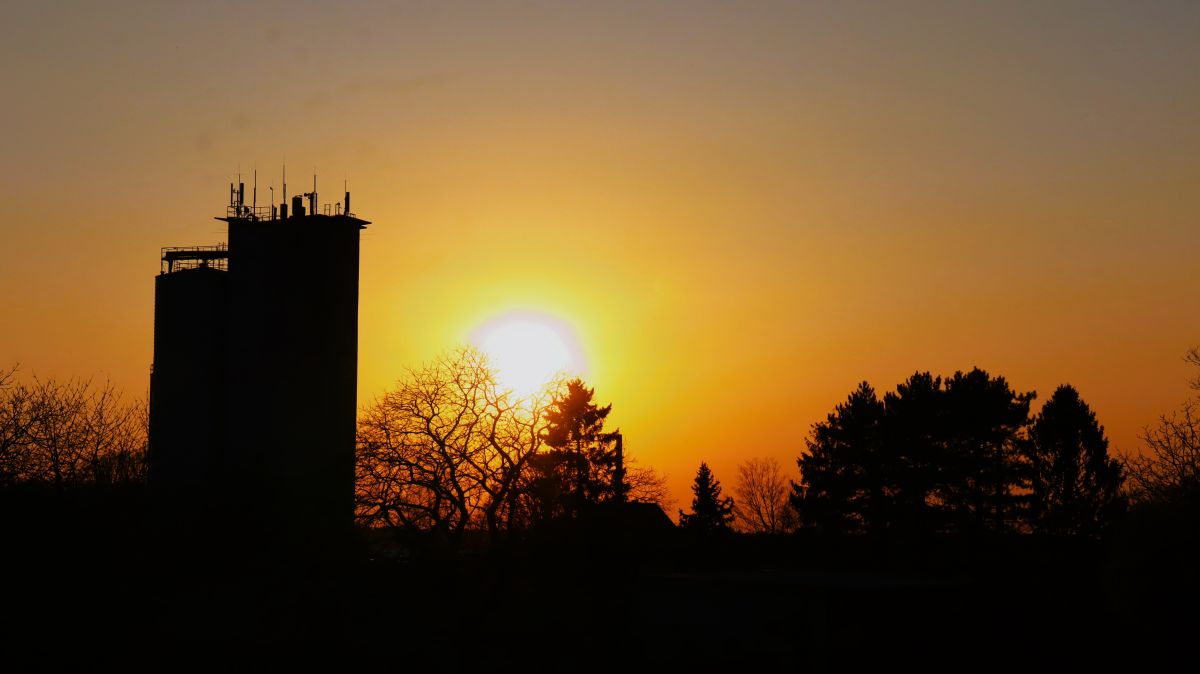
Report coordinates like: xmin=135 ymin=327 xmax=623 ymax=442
xmin=2 ymin=2 xmax=1199 ymax=506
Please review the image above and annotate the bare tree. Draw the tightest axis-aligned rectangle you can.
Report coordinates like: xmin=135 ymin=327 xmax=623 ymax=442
xmin=356 ymin=348 xmax=557 ymax=545
xmin=474 ymin=372 xmax=559 ymax=535
xmin=92 ymin=398 xmax=148 ymax=486
xmin=357 ymin=350 xmax=673 ymax=547
xmin=1123 ymin=348 xmax=1200 ymax=507
xmin=0 ymin=365 xmax=147 ymax=488
xmin=625 ymin=460 xmax=676 ymax=511
xmin=1126 ymin=400 xmax=1200 ymax=507
xmin=0 ymin=363 xmax=34 ymax=486
xmin=733 ymin=457 xmax=795 ymax=533
xmin=357 ymin=348 xmax=490 ymax=543
xmin=1187 ymin=346 xmax=1200 ymax=390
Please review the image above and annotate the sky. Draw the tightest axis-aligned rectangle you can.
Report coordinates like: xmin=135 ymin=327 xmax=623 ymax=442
xmin=2 ymin=1 xmax=1198 ymax=506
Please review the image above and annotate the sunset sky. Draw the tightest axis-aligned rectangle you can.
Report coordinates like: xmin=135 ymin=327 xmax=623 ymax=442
xmin=2 ymin=1 xmax=1198 ymax=505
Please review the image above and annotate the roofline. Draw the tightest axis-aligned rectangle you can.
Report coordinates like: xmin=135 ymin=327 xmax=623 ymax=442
xmin=216 ymin=215 xmax=371 ymax=227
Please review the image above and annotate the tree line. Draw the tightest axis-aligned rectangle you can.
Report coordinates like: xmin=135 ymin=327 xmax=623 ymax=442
xmin=791 ymin=368 xmax=1123 ymax=539
xmin=717 ymin=360 xmax=1200 ymax=541
xmin=4 ymin=351 xmax=1199 ymax=548
xmin=354 ymin=348 xmax=672 ymax=548
xmin=0 ymin=364 xmax=146 ymax=489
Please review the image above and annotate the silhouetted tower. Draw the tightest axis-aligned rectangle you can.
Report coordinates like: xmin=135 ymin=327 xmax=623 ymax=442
xmin=149 ymin=246 xmax=230 ymax=495
xmin=149 ymin=181 xmax=368 ymax=543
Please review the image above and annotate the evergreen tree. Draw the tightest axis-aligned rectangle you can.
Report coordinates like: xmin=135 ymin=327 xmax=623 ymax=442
xmin=791 ymin=382 xmax=889 ymax=535
xmin=937 ymin=368 xmax=1034 ymax=533
xmin=884 ymin=372 xmax=949 ymax=537
xmin=1026 ymin=385 xmax=1125 ymax=537
xmin=528 ymin=379 xmax=619 ymax=520
xmin=679 ymin=461 xmax=735 ymax=532
xmin=793 ymin=371 xmax=1036 ymax=538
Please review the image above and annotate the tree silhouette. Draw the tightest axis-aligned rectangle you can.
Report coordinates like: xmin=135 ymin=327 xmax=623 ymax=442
xmin=1124 ymin=348 xmax=1200 ymax=509
xmin=793 ymin=370 xmax=1037 ymax=538
xmin=1127 ymin=402 xmax=1200 ymax=508
xmin=733 ymin=457 xmax=794 ymax=533
xmin=355 ymin=348 xmax=556 ymax=546
xmin=1026 ymin=385 xmax=1125 ymax=537
xmin=622 ymin=454 xmax=676 ymax=510
xmin=679 ymin=461 xmax=734 ymax=532
xmin=791 ymin=382 xmax=888 ymax=535
xmin=1108 ymin=349 xmax=1200 ymax=649
xmin=883 ymin=371 xmax=948 ymax=537
xmin=0 ymin=364 xmax=147 ymax=489
xmin=358 ymin=363 xmax=667 ymax=545
xmin=527 ymin=378 xmax=620 ymax=520
xmin=937 ymin=368 xmax=1034 ymax=533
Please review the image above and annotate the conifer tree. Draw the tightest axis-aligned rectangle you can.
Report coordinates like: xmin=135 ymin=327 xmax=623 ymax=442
xmin=679 ymin=462 xmax=735 ymax=531
xmin=529 ymin=379 xmax=619 ymax=519
xmin=1026 ymin=385 xmax=1125 ymax=536
xmin=792 ymin=381 xmax=887 ymax=535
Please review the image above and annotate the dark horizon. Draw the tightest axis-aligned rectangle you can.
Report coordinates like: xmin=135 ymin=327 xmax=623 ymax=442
xmin=3 ymin=2 xmax=1199 ymax=507
xmin=2 ymin=1 xmax=1199 ymax=668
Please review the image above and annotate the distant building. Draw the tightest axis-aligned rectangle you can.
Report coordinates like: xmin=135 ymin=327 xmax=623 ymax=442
xmin=148 ymin=182 xmax=368 ymax=542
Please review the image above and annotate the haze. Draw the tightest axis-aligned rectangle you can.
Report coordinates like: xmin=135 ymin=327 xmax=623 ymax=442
xmin=2 ymin=1 xmax=1198 ymax=504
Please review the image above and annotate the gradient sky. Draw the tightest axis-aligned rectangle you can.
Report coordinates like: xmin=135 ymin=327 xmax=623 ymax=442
xmin=3 ymin=1 xmax=1198 ymax=506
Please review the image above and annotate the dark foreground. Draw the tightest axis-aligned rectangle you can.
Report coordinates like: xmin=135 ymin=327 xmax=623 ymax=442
xmin=2 ymin=490 xmax=1196 ymax=671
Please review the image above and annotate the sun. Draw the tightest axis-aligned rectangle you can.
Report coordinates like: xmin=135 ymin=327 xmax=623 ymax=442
xmin=470 ymin=311 xmax=586 ymax=396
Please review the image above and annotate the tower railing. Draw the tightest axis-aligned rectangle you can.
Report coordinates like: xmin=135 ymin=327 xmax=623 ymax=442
xmin=225 ymin=206 xmax=274 ymax=220
xmin=224 ymin=204 xmax=356 ymax=220
xmin=161 ymin=244 xmax=229 ymax=274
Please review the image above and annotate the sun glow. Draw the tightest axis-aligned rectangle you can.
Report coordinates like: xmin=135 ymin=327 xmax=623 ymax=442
xmin=470 ymin=312 xmax=586 ymax=396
